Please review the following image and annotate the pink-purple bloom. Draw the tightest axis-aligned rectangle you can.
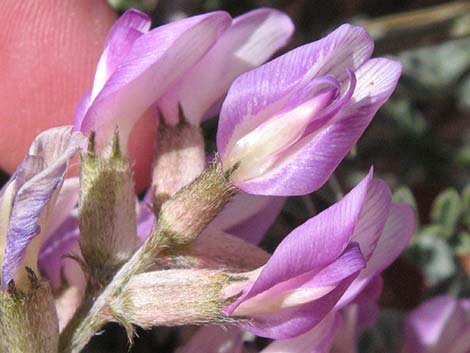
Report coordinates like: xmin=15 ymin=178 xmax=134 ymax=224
xmin=217 ymin=24 xmax=402 ymax=196
xmin=224 ymin=170 xmax=414 ymax=340
xmin=157 ymin=8 xmax=294 ymax=126
xmin=403 ymin=295 xmax=470 ymax=353
xmin=74 ymin=9 xmax=231 ymax=151
xmin=73 ymin=8 xmax=294 ymax=153
xmin=0 ymin=126 xmax=84 ymax=287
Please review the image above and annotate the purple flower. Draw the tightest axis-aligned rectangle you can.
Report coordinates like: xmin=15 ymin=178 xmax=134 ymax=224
xmin=224 ymin=172 xmax=373 ymax=339
xmin=224 ymin=169 xmax=414 ymax=339
xmin=217 ymin=24 xmax=402 ymax=196
xmin=209 ymin=191 xmax=285 ymax=244
xmin=329 ymin=278 xmax=383 ymax=353
xmin=156 ymin=8 xmax=294 ymax=126
xmin=260 ymin=312 xmax=340 ymax=353
xmin=73 ymin=9 xmax=231 ymax=152
xmin=0 ymin=126 xmax=85 ymax=288
xmin=137 ymin=187 xmax=285 ymax=245
xmin=335 ymin=188 xmax=415 ymax=308
xmin=403 ymin=295 xmax=470 ymax=353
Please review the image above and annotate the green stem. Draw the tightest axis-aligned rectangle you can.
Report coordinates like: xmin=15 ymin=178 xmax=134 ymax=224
xmin=58 ymin=161 xmax=237 ymax=353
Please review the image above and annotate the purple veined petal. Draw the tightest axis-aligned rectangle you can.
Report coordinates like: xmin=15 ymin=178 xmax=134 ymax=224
xmin=1 ymin=126 xmax=85 ymax=287
xmin=217 ymin=24 xmax=374 ymax=161
xmin=38 ymin=217 xmax=80 ymax=289
xmin=232 ymin=58 xmax=401 ymax=196
xmin=226 ymin=196 xmax=285 ymax=244
xmin=78 ymin=12 xmax=231 ymax=152
xmin=74 ymin=10 xmax=151 ymax=128
xmin=0 ymin=156 xmax=46 ymax=268
xmin=157 ymin=7 xmax=294 ymax=125
xmin=223 ymin=77 xmax=341 ymax=185
xmin=360 ymin=202 xmax=415 ymax=274
xmin=209 ymin=192 xmax=285 ymax=244
xmin=35 ymin=177 xmax=80 ymax=288
xmin=261 ymin=311 xmax=340 ymax=353
xmin=227 ymin=170 xmax=372 ymax=305
xmin=404 ymin=296 xmax=468 ymax=353
xmin=176 ymin=325 xmax=244 ymax=353
xmin=337 ymin=202 xmax=414 ymax=308
xmin=73 ymin=89 xmax=92 ymax=129
xmin=90 ymin=9 xmax=151 ymax=100
xmin=350 ymin=178 xmax=391 ymax=261
xmin=230 ymin=243 xmax=365 ymax=339
xmin=301 ymin=69 xmax=356 ymax=137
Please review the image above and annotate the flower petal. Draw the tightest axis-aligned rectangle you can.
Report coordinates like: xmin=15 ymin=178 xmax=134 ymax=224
xmin=217 ymin=24 xmax=374 ymax=161
xmin=74 ymin=10 xmax=151 ymax=127
xmin=337 ymin=202 xmax=414 ymax=307
xmin=404 ymin=296 xmax=468 ymax=353
xmin=234 ymin=58 xmax=401 ymax=195
xmin=136 ymin=191 xmax=155 ymax=240
xmin=210 ymin=192 xmax=285 ymax=244
xmin=91 ymin=9 xmax=151 ymax=98
xmin=351 ymin=178 xmax=392 ymax=261
xmin=231 ymin=170 xmax=372 ymax=302
xmin=78 ymin=12 xmax=231 ymax=151
xmin=261 ymin=311 xmax=339 ymax=353
xmin=234 ymin=243 xmax=365 ymax=339
xmin=1 ymin=126 xmax=85 ymax=287
xmin=157 ymin=8 xmax=294 ymax=125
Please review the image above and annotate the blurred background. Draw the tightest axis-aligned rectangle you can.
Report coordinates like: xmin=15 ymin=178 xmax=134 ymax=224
xmin=2 ymin=0 xmax=469 ymax=352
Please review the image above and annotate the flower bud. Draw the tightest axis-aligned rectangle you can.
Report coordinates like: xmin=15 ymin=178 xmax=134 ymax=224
xmin=79 ymin=132 xmax=137 ymax=280
xmin=152 ymin=118 xmax=205 ymax=211
xmin=107 ymin=269 xmax=241 ymax=328
xmin=403 ymin=296 xmax=470 ymax=353
xmin=158 ymin=161 xmax=237 ymax=245
xmin=0 ymin=271 xmax=59 ymax=353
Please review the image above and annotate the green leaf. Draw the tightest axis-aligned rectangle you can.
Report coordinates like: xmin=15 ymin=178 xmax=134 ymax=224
xmin=411 ymin=232 xmax=457 ymax=285
xmin=393 ymin=186 xmax=418 ymax=210
xmin=455 ymin=231 xmax=470 ymax=255
xmin=430 ymin=188 xmax=462 ymax=236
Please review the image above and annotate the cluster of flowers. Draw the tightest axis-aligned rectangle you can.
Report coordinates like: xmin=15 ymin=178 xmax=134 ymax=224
xmin=0 ymin=7 xmax=467 ymax=353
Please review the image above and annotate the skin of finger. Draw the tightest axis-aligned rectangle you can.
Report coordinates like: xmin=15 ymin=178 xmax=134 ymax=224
xmin=0 ymin=0 xmax=158 ymax=191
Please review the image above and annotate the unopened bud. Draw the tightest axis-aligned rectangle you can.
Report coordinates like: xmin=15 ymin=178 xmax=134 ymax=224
xmin=107 ymin=269 xmax=241 ymax=328
xmin=158 ymin=160 xmax=237 ymax=245
xmin=152 ymin=118 xmax=206 ymax=212
xmin=0 ymin=274 xmax=59 ymax=353
xmin=79 ymin=132 xmax=137 ymax=280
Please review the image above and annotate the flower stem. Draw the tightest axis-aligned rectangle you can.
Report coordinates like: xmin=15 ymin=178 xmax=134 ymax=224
xmin=58 ymin=161 xmax=237 ymax=353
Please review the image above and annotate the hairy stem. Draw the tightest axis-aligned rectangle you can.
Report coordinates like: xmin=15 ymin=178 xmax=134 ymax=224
xmin=59 ymin=161 xmax=237 ymax=353
xmin=59 ymin=232 xmax=168 ymax=353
